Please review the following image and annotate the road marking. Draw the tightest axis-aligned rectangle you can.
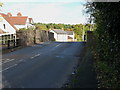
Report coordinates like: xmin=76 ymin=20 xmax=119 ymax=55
xmin=30 ymin=54 xmax=41 ymax=59
xmin=55 ymin=44 xmax=61 ymax=47
xmin=35 ymin=54 xmax=41 ymax=57
xmin=56 ymin=56 xmax=60 ymax=58
xmin=0 ymin=59 xmax=15 ymax=65
xmin=52 ymin=44 xmax=62 ymax=50
xmin=30 ymin=57 xmax=34 ymax=59
xmin=0 ymin=64 xmax=18 ymax=72
xmin=3 ymin=59 xmax=15 ymax=64
xmin=56 ymin=55 xmax=64 ymax=58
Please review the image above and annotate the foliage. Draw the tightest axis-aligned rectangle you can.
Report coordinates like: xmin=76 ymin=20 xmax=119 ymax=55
xmin=0 ymin=2 xmax=3 ymax=7
xmin=19 ymin=27 xmax=35 ymax=30
xmin=34 ymin=23 xmax=94 ymax=41
xmin=34 ymin=23 xmax=48 ymax=30
xmin=86 ymin=2 xmax=120 ymax=88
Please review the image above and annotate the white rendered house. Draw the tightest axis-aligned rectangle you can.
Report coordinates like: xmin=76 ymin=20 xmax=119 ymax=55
xmin=0 ymin=13 xmax=17 ymax=45
xmin=66 ymin=31 xmax=75 ymax=41
xmin=0 ymin=13 xmax=16 ymax=35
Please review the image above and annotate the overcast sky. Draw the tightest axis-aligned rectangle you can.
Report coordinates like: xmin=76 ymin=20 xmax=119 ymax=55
xmin=1 ymin=0 xmax=87 ymax=24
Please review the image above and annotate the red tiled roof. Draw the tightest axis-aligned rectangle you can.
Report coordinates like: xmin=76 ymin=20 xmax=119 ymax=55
xmin=10 ymin=16 xmax=28 ymax=25
xmin=0 ymin=13 xmax=18 ymax=31
xmin=6 ymin=12 xmax=28 ymax=25
xmin=7 ymin=12 xmax=12 ymax=17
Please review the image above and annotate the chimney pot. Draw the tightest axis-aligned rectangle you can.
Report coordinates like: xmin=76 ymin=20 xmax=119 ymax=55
xmin=17 ymin=12 xmax=22 ymax=16
xmin=7 ymin=13 xmax=12 ymax=17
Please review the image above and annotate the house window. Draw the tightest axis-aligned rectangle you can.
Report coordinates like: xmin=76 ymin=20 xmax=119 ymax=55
xmin=3 ymin=24 xmax=6 ymax=29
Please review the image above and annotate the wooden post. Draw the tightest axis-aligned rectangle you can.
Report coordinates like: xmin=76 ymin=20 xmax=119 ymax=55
xmin=34 ymin=30 xmax=36 ymax=44
xmin=2 ymin=35 xmax=3 ymax=45
xmin=7 ymin=40 xmax=10 ymax=49
xmin=13 ymin=34 xmax=16 ymax=47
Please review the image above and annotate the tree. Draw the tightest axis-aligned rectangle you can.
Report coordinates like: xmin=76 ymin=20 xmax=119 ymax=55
xmin=86 ymin=2 xmax=120 ymax=88
xmin=0 ymin=2 xmax=3 ymax=7
xmin=0 ymin=2 xmax=3 ymax=11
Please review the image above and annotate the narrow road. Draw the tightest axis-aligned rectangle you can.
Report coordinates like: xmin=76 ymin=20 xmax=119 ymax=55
xmin=2 ymin=42 xmax=85 ymax=88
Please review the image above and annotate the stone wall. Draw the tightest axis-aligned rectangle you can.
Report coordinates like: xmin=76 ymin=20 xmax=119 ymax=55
xmin=16 ymin=30 xmax=54 ymax=46
xmin=35 ymin=30 xmax=48 ymax=43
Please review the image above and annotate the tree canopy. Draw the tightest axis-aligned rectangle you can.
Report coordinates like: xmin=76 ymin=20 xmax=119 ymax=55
xmin=0 ymin=2 xmax=3 ymax=7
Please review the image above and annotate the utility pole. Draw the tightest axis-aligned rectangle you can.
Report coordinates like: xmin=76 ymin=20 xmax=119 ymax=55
xmin=82 ymin=24 xmax=85 ymax=41
xmin=89 ymin=15 xmax=94 ymax=31
xmin=89 ymin=15 xmax=92 ymax=31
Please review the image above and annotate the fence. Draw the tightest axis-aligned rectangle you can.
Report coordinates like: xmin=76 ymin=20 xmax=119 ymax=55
xmin=0 ymin=34 xmax=16 ymax=49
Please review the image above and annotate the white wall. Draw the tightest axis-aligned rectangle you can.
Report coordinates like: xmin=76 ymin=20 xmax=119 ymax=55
xmin=26 ymin=18 xmax=35 ymax=29
xmin=15 ymin=24 xmax=35 ymax=30
xmin=57 ymin=34 xmax=67 ymax=42
xmin=0 ymin=15 xmax=16 ymax=34
xmin=26 ymin=23 xmax=35 ymax=29
xmin=15 ymin=25 xmax=27 ymax=30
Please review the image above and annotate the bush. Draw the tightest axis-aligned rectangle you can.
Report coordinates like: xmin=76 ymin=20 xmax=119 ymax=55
xmin=86 ymin=2 xmax=120 ymax=88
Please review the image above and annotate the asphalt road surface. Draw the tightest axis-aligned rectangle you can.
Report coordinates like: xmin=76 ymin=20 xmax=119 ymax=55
xmin=2 ymin=42 xmax=85 ymax=88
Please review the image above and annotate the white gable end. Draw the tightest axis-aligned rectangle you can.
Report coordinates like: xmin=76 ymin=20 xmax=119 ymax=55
xmin=0 ymin=15 xmax=16 ymax=34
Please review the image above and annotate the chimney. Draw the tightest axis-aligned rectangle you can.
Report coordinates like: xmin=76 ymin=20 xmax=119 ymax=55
xmin=29 ymin=18 xmax=32 ymax=24
xmin=7 ymin=13 xmax=12 ymax=17
xmin=17 ymin=12 xmax=22 ymax=16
